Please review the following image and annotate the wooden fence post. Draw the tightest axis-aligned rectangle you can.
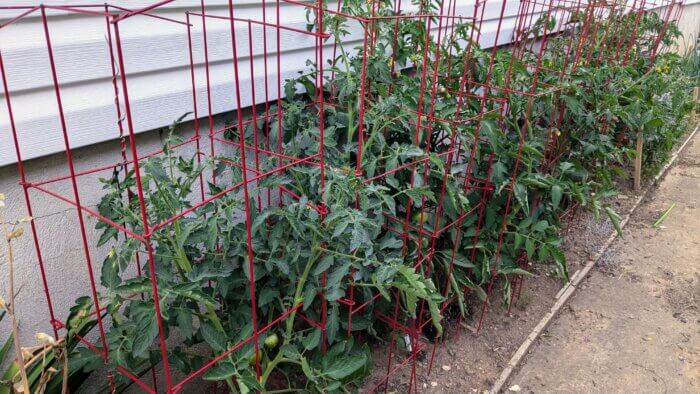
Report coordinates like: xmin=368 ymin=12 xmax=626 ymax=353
xmin=692 ymin=87 xmax=699 ymax=122
xmin=634 ymin=130 xmax=643 ymax=191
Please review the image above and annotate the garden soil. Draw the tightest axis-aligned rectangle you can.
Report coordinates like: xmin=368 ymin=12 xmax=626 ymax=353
xmin=506 ymin=131 xmax=700 ymax=393
xmin=365 ymin=130 xmax=699 ymax=393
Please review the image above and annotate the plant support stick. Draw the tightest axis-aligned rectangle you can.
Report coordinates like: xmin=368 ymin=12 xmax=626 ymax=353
xmin=692 ymin=87 xmax=698 ymax=123
xmin=0 ymin=196 xmax=30 ymax=394
xmin=634 ymin=131 xmax=643 ymax=191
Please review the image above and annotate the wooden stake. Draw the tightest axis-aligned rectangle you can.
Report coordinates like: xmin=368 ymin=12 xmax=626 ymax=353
xmin=692 ymin=87 xmax=699 ymax=122
xmin=634 ymin=131 xmax=643 ymax=191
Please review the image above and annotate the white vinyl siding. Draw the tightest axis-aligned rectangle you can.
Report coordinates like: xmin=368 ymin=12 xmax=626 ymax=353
xmin=0 ymin=0 xmax=692 ymax=166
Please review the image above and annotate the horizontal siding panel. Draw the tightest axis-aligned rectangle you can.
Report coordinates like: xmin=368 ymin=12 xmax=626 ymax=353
xmin=0 ymin=0 xmax=265 ymax=18
xmin=1 ymin=1 xmax=524 ymax=166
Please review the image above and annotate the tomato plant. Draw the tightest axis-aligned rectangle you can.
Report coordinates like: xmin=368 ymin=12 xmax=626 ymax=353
xmin=57 ymin=1 xmax=694 ymax=391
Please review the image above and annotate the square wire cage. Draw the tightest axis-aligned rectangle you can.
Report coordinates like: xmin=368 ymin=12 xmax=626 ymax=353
xmin=472 ymin=0 xmax=687 ymax=333
xmin=315 ymin=1 xmax=518 ymax=391
xmin=1 ymin=0 xmax=686 ymax=393
xmin=1 ymin=1 xmax=332 ymax=392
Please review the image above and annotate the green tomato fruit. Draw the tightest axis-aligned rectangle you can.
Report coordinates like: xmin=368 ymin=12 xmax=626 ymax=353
xmin=412 ymin=211 xmax=427 ymax=224
xmin=248 ymin=351 xmax=262 ymax=365
xmin=421 ymin=238 xmax=429 ymax=249
xmin=264 ymin=334 xmax=279 ymax=349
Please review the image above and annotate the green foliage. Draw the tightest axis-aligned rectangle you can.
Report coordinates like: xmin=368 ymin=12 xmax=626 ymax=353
xmin=62 ymin=1 xmax=693 ymax=391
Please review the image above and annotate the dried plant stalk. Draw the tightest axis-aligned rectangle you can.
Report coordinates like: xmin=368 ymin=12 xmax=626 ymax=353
xmin=0 ymin=192 xmax=30 ymax=393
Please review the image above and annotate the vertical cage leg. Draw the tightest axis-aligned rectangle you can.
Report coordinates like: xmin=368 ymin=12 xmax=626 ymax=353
xmin=40 ymin=5 xmax=111 ymax=360
xmin=0 ymin=50 xmax=59 ymax=339
xmin=112 ymin=20 xmax=174 ymax=392
xmin=227 ymin=2 xmax=262 ymax=378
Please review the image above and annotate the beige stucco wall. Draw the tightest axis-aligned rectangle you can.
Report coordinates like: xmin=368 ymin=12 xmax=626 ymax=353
xmin=0 ymin=115 xmax=236 ymax=349
xmin=658 ymin=0 xmax=700 ymax=53
xmin=670 ymin=2 xmax=700 ymax=54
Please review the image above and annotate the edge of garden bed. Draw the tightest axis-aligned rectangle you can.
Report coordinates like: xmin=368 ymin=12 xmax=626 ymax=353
xmin=490 ymin=122 xmax=700 ymax=394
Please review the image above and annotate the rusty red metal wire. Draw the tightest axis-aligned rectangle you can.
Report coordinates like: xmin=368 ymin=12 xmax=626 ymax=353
xmin=0 ymin=0 xmax=686 ymax=392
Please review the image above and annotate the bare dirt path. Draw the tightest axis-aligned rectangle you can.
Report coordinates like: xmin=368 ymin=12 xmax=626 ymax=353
xmin=505 ymin=133 xmax=700 ymax=393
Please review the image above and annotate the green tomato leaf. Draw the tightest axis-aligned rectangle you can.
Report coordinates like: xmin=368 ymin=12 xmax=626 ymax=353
xmin=303 ymin=329 xmax=321 ymax=351
xmin=525 ymin=238 xmax=536 ymax=259
xmin=327 ymin=305 xmax=340 ymax=344
xmin=200 ymin=322 xmax=228 ymax=352
xmin=100 ymin=251 xmax=120 ymax=290
xmin=312 ymin=255 xmax=334 ymax=276
xmin=301 ymin=357 xmax=316 ymax=383
xmin=132 ymin=310 xmax=159 ymax=358
xmin=551 ymin=184 xmax=562 ymax=210
xmin=604 ymin=206 xmax=623 ymax=237
xmin=202 ymin=361 xmax=237 ymax=381
xmin=532 ymin=220 xmax=549 ymax=232
xmin=176 ymin=308 xmax=194 ymax=339
xmin=323 ymin=352 xmax=367 ymax=380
